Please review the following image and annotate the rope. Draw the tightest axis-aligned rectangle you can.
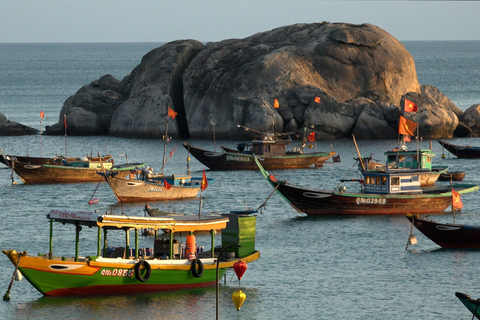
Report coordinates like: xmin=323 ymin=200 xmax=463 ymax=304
xmin=333 ymin=160 xmax=359 ymax=192
xmin=256 ymin=183 xmax=281 ymax=213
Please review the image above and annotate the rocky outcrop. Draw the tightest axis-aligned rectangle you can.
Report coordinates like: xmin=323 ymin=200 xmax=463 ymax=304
xmin=0 ymin=112 xmax=38 ymax=136
xmin=107 ymin=40 xmax=205 ymax=138
xmin=460 ymin=103 xmax=480 ymax=137
xmin=44 ymin=22 xmax=471 ymax=139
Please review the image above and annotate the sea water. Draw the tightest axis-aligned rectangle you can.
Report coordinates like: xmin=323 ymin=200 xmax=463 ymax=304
xmin=0 ymin=42 xmax=480 ymax=320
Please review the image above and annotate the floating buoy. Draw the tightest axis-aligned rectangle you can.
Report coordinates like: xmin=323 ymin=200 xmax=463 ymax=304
xmin=231 ymin=290 xmax=246 ymax=310
xmin=88 ymin=198 xmax=99 ymax=205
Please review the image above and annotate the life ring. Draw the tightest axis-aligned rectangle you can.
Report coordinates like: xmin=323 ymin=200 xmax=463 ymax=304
xmin=134 ymin=260 xmax=151 ymax=282
xmin=191 ymin=259 xmax=204 ymax=278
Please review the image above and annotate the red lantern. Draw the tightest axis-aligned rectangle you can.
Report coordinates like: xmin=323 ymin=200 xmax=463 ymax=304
xmin=233 ymin=260 xmax=247 ymax=280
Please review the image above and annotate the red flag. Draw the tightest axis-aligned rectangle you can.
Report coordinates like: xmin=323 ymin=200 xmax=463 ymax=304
xmin=168 ymin=107 xmax=177 ymax=119
xmin=404 ymin=99 xmax=418 ymax=113
xmin=273 ymin=99 xmax=279 ymax=109
xmin=40 ymin=111 xmax=44 ymax=119
xmin=307 ymin=131 xmax=315 ymax=142
xmin=64 ymin=115 xmax=67 ymax=129
xmin=398 ymin=116 xmax=417 ymax=136
xmin=163 ymin=179 xmax=172 ymax=190
xmin=314 ymin=96 xmax=321 ymax=103
xmin=404 ymin=135 xmax=411 ymax=142
xmin=169 ymin=146 xmax=177 ymax=158
xmin=201 ymin=169 xmax=208 ymax=191
xmin=452 ymin=189 xmax=463 ymax=209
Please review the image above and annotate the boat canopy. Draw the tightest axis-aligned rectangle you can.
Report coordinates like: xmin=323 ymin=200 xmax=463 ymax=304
xmin=47 ymin=210 xmax=229 ymax=233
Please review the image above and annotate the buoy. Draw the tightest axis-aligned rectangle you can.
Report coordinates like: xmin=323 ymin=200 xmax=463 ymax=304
xmin=231 ymin=290 xmax=246 ymax=310
xmin=88 ymin=198 xmax=99 ymax=205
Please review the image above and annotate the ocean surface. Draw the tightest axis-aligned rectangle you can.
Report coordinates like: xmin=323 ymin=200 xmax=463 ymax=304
xmin=0 ymin=41 xmax=480 ymax=320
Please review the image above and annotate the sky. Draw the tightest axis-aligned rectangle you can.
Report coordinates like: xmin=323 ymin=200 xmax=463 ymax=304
xmin=1 ymin=1 xmax=479 ymax=43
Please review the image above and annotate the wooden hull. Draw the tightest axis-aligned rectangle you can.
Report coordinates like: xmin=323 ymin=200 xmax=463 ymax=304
xmin=3 ymin=249 xmax=260 ymax=297
xmin=438 ymin=140 xmax=480 ymax=158
xmin=438 ymin=171 xmax=465 ymax=181
xmin=0 ymin=154 xmax=112 ymax=167
xmin=183 ymin=142 xmax=335 ymax=170
xmin=456 ymin=292 xmax=480 ymax=319
xmin=257 ymin=159 xmax=479 ymax=215
xmin=104 ymin=175 xmax=202 ymax=202
xmin=12 ymin=161 xmax=144 ymax=184
xmin=269 ymin=180 xmax=478 ymax=215
xmin=406 ymin=214 xmax=480 ymax=248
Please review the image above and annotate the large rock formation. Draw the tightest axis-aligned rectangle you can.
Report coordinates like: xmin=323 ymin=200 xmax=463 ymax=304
xmin=44 ymin=22 xmax=469 ymax=139
xmin=0 ymin=112 xmax=38 ymax=136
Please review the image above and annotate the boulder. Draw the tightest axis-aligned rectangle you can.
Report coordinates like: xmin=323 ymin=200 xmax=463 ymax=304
xmin=0 ymin=112 xmax=38 ymax=136
xmin=183 ymin=22 xmax=420 ymax=139
xmin=460 ymin=103 xmax=480 ymax=136
xmin=108 ymin=40 xmax=204 ymax=138
xmin=45 ymin=75 xmax=126 ymax=135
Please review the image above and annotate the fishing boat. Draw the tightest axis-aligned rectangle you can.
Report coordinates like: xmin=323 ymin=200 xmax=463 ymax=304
xmin=438 ymin=171 xmax=466 ymax=181
xmin=11 ymin=158 xmax=145 ymax=184
xmin=256 ymin=157 xmax=479 ymax=215
xmin=406 ymin=214 xmax=480 ymax=248
xmin=359 ymin=146 xmax=447 ymax=187
xmin=100 ymin=167 xmax=212 ymax=202
xmin=455 ymin=292 xmax=480 ymax=319
xmin=0 ymin=153 xmax=113 ymax=167
xmin=2 ymin=209 xmax=259 ymax=297
xmin=438 ymin=140 xmax=480 ymax=158
xmin=183 ymin=130 xmax=336 ymax=170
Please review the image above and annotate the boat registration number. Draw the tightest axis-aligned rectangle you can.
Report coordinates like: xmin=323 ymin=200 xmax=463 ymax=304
xmin=101 ymin=269 xmax=134 ymax=277
xmin=226 ymin=155 xmax=250 ymax=162
xmin=356 ymin=197 xmax=386 ymax=205
xmin=148 ymin=186 xmax=163 ymax=192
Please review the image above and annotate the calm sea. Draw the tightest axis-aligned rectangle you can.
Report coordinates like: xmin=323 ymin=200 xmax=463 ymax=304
xmin=1 ymin=41 xmax=480 ymax=320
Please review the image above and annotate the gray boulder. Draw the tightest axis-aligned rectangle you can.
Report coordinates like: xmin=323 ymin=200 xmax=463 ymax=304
xmin=0 ymin=112 xmax=38 ymax=136
xmin=460 ymin=103 xmax=480 ymax=137
xmin=183 ymin=22 xmax=420 ymax=139
xmin=108 ymin=40 xmax=204 ymax=138
xmin=45 ymin=75 xmax=127 ymax=135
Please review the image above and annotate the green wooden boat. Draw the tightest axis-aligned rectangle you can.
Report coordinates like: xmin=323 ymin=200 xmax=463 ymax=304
xmin=3 ymin=209 xmax=259 ymax=296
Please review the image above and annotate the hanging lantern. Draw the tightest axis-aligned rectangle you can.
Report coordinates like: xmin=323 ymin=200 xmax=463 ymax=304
xmin=231 ymin=290 xmax=246 ymax=310
xmin=233 ymin=260 xmax=247 ymax=280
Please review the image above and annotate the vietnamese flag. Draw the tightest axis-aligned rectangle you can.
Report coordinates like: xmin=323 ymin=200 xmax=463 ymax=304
xmin=452 ymin=188 xmax=463 ymax=209
xmin=273 ymin=99 xmax=280 ymax=109
xmin=163 ymin=179 xmax=172 ymax=190
xmin=307 ymin=131 xmax=316 ymax=142
xmin=404 ymin=99 xmax=418 ymax=113
xmin=398 ymin=116 xmax=417 ymax=136
xmin=314 ymin=96 xmax=321 ymax=103
xmin=40 ymin=111 xmax=44 ymax=119
xmin=201 ymin=169 xmax=208 ymax=191
xmin=168 ymin=107 xmax=177 ymax=119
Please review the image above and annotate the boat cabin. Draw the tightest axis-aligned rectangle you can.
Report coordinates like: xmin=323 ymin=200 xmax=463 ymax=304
xmin=362 ymin=171 xmax=422 ymax=194
xmin=248 ymin=133 xmax=293 ymax=156
xmin=384 ymin=149 xmax=435 ymax=171
xmin=45 ymin=209 xmax=256 ymax=262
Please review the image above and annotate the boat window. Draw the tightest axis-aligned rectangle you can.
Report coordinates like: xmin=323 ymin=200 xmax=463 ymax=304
xmin=381 ymin=177 xmax=387 ymax=185
xmin=391 ymin=177 xmax=400 ymax=186
xmin=375 ymin=177 xmax=380 ymax=185
xmin=427 ymin=156 xmax=431 ymax=163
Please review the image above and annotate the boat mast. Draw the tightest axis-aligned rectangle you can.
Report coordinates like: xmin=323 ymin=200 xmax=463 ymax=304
xmin=160 ymin=120 xmax=168 ymax=175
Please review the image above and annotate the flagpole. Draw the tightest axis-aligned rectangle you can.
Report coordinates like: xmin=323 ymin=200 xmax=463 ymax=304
xmin=40 ymin=113 xmax=43 ymax=157
xmin=161 ymin=120 xmax=168 ymax=176
xmin=64 ymin=114 xmax=68 ymax=159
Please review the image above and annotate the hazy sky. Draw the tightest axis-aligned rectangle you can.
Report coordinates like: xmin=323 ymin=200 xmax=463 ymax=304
xmin=1 ymin=1 xmax=479 ymax=43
